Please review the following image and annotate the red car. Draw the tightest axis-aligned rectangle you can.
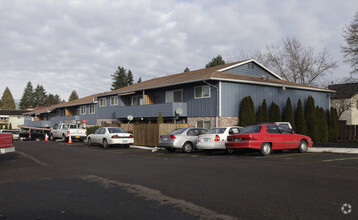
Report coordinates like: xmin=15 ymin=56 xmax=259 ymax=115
xmin=225 ymin=123 xmax=313 ymax=156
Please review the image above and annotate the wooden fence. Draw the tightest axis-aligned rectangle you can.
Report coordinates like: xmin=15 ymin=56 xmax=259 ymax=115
xmin=339 ymin=125 xmax=358 ymax=141
xmin=121 ymin=123 xmax=188 ymax=147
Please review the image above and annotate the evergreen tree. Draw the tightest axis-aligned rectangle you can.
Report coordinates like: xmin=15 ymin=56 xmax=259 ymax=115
xmin=205 ymin=55 xmax=225 ymax=68
xmin=256 ymin=105 xmax=263 ymax=123
xmin=68 ymin=90 xmax=79 ymax=102
xmin=33 ymin=85 xmax=47 ymax=107
xmin=184 ymin=67 xmax=190 ymax=72
xmin=247 ymin=96 xmax=256 ymax=124
xmin=239 ymin=97 xmax=255 ymax=126
xmin=47 ymin=94 xmax=62 ymax=106
xmin=328 ymin=107 xmax=339 ymax=142
xmin=262 ymin=99 xmax=269 ymax=122
xmin=111 ymin=66 xmax=128 ymax=90
xmin=316 ymin=107 xmax=328 ymax=143
xmin=295 ymin=99 xmax=307 ymax=135
xmin=127 ymin=70 xmax=134 ymax=85
xmin=137 ymin=77 xmax=142 ymax=83
xmin=157 ymin=112 xmax=164 ymax=123
xmin=0 ymin=87 xmax=16 ymax=109
xmin=269 ymin=102 xmax=281 ymax=122
xmin=305 ymin=96 xmax=318 ymax=143
xmin=9 ymin=123 xmax=12 ymax=130
xmin=19 ymin=81 xmax=34 ymax=109
xmin=282 ymin=97 xmax=296 ymax=131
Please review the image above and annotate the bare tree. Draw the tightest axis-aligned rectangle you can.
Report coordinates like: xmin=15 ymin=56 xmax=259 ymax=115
xmin=342 ymin=10 xmax=358 ymax=74
xmin=330 ymin=98 xmax=354 ymax=119
xmin=237 ymin=37 xmax=338 ymax=86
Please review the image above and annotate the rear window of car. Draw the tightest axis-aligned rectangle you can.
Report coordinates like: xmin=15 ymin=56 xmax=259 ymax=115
xmin=170 ymin=128 xmax=187 ymax=135
xmin=108 ymin=127 xmax=126 ymax=133
xmin=208 ymin=128 xmax=226 ymax=134
xmin=240 ymin=126 xmax=262 ymax=134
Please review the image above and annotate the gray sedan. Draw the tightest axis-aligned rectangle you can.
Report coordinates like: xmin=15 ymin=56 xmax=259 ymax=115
xmin=87 ymin=127 xmax=134 ymax=148
xmin=158 ymin=127 xmax=207 ymax=153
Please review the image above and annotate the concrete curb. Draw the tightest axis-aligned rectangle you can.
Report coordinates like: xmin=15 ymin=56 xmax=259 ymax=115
xmin=308 ymin=147 xmax=358 ymax=154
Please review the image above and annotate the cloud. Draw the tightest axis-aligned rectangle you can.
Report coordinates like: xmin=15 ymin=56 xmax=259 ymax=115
xmin=0 ymin=0 xmax=357 ymax=100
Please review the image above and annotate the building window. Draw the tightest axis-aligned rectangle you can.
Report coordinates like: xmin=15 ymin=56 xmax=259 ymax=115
xmin=195 ymin=85 xmax=210 ymax=99
xmin=166 ymin=90 xmax=183 ymax=103
xmin=80 ymin=106 xmax=86 ymax=115
xmin=132 ymin=95 xmax=143 ymax=106
xmin=110 ymin=96 xmax=118 ymax=106
xmin=99 ymin=98 xmax=107 ymax=107
xmin=197 ymin=121 xmax=211 ymax=130
xmin=89 ymin=105 xmax=95 ymax=114
xmin=56 ymin=110 xmax=61 ymax=116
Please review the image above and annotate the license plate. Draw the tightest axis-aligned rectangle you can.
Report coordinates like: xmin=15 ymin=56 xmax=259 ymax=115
xmin=123 ymin=140 xmax=127 ymax=143
xmin=163 ymin=137 xmax=168 ymax=141
xmin=235 ymin=138 xmax=241 ymax=141
xmin=203 ymin=138 xmax=211 ymax=142
xmin=75 ymin=136 xmax=80 ymax=138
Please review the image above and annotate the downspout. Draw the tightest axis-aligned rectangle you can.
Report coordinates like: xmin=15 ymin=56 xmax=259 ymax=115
xmin=203 ymin=80 xmax=219 ymax=128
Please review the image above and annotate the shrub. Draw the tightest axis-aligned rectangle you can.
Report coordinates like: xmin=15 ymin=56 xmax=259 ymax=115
xmin=87 ymin=126 xmax=101 ymax=135
xmin=295 ymin=99 xmax=307 ymax=135
xmin=328 ymin=107 xmax=339 ymax=142
xmin=282 ymin=98 xmax=295 ymax=131
xmin=262 ymin=99 xmax=269 ymax=122
xmin=305 ymin=96 xmax=318 ymax=143
xmin=269 ymin=101 xmax=281 ymax=122
xmin=239 ymin=96 xmax=255 ymax=126
xmin=316 ymin=107 xmax=328 ymax=143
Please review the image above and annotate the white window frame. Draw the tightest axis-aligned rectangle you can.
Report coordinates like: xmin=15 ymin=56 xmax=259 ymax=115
xmin=197 ymin=121 xmax=211 ymax=130
xmin=99 ymin=98 xmax=107 ymax=107
xmin=80 ymin=106 xmax=86 ymax=115
xmin=110 ymin=96 xmax=118 ymax=106
xmin=194 ymin=85 xmax=210 ymax=99
xmin=89 ymin=105 xmax=95 ymax=114
xmin=165 ymin=89 xmax=183 ymax=103
xmin=131 ymin=95 xmax=143 ymax=106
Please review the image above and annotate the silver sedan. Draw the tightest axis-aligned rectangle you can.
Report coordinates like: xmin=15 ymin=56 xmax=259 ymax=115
xmin=87 ymin=127 xmax=134 ymax=148
xmin=158 ymin=127 xmax=207 ymax=153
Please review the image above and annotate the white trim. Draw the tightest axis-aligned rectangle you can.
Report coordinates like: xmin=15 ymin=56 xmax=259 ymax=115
xmin=219 ymin=81 xmax=222 ymax=117
xmin=217 ymin=59 xmax=283 ymax=80
xmin=80 ymin=106 xmax=86 ymax=115
xmin=165 ymin=89 xmax=183 ymax=103
xmin=211 ymin=77 xmax=334 ymax=93
xmin=99 ymin=98 xmax=107 ymax=107
xmin=89 ymin=105 xmax=95 ymax=114
xmin=110 ymin=96 xmax=118 ymax=106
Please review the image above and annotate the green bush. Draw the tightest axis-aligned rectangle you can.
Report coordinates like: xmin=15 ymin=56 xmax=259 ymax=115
xmin=328 ymin=107 xmax=339 ymax=142
xmin=262 ymin=99 xmax=269 ymax=122
xmin=283 ymin=98 xmax=295 ymax=131
xmin=295 ymin=99 xmax=307 ymax=135
xmin=269 ymin=101 xmax=281 ymax=122
xmin=316 ymin=107 xmax=328 ymax=143
xmin=239 ymin=96 xmax=255 ymax=126
xmin=87 ymin=126 xmax=101 ymax=135
xmin=305 ymin=96 xmax=318 ymax=143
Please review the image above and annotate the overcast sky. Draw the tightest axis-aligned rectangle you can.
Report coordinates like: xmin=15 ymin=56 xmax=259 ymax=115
xmin=1 ymin=0 xmax=357 ymax=101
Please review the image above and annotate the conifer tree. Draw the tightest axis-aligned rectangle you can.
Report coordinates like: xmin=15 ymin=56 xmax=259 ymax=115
xmin=205 ymin=55 xmax=225 ymax=68
xmin=239 ymin=97 xmax=255 ymax=126
xmin=157 ymin=112 xmax=164 ymax=123
xmin=262 ymin=99 xmax=269 ymax=122
xmin=305 ymin=96 xmax=318 ymax=143
xmin=33 ymin=85 xmax=47 ymax=107
xmin=127 ymin=70 xmax=134 ymax=85
xmin=19 ymin=81 xmax=34 ymax=110
xmin=269 ymin=102 xmax=281 ymax=122
xmin=256 ymin=105 xmax=263 ymax=123
xmin=0 ymin=87 xmax=16 ymax=109
xmin=295 ymin=99 xmax=307 ymax=135
xmin=316 ymin=107 xmax=328 ymax=143
xmin=328 ymin=107 xmax=339 ymax=142
xmin=282 ymin=97 xmax=296 ymax=131
xmin=68 ymin=90 xmax=79 ymax=102
xmin=247 ymin=96 xmax=256 ymax=125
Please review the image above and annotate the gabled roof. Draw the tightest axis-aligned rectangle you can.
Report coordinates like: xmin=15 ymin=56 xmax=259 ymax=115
xmin=328 ymin=83 xmax=358 ymax=99
xmin=100 ymin=59 xmax=332 ymax=97
xmin=0 ymin=109 xmax=30 ymax=116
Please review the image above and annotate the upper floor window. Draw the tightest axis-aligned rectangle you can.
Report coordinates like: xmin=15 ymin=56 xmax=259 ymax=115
xmin=195 ymin=85 xmax=210 ymax=99
xmin=132 ymin=95 xmax=143 ymax=106
xmin=110 ymin=96 xmax=118 ymax=106
xmin=99 ymin=98 xmax=107 ymax=107
xmin=166 ymin=90 xmax=183 ymax=103
xmin=89 ymin=105 xmax=95 ymax=114
xmin=80 ymin=106 xmax=86 ymax=115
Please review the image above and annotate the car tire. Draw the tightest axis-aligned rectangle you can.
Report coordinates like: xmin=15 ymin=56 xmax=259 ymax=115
xmin=260 ymin=142 xmax=272 ymax=156
xmin=182 ymin=142 xmax=193 ymax=153
xmin=225 ymin=149 xmax=235 ymax=154
xmin=204 ymin=149 xmax=213 ymax=155
xmin=298 ymin=140 xmax=308 ymax=153
xmin=102 ymin=139 xmax=108 ymax=149
xmin=124 ymin=144 xmax=130 ymax=148
xmin=50 ymin=134 xmax=55 ymax=141
xmin=62 ymin=134 xmax=67 ymax=142
xmin=166 ymin=148 xmax=176 ymax=153
xmin=88 ymin=138 xmax=92 ymax=146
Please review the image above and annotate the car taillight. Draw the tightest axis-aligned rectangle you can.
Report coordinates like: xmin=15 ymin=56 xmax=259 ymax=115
xmin=111 ymin=135 xmax=119 ymax=138
xmin=214 ymin=135 xmax=220 ymax=142
xmin=129 ymin=135 xmax=133 ymax=138
xmin=170 ymin=135 xmax=176 ymax=139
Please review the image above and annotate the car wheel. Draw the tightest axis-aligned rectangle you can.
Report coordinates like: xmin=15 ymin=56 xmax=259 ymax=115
xmin=62 ymin=134 xmax=67 ymax=142
xmin=298 ymin=140 xmax=308 ymax=153
xmin=102 ymin=139 xmax=108 ymax=149
xmin=260 ymin=142 xmax=272 ymax=156
xmin=166 ymin=148 xmax=176 ymax=153
xmin=50 ymin=134 xmax=55 ymax=141
xmin=182 ymin=142 xmax=193 ymax=153
xmin=225 ymin=149 xmax=235 ymax=154
xmin=204 ymin=149 xmax=213 ymax=155
xmin=124 ymin=144 xmax=130 ymax=148
xmin=88 ymin=138 xmax=92 ymax=146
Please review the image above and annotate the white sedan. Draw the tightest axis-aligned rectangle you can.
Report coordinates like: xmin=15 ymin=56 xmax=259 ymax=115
xmin=87 ymin=127 xmax=134 ymax=148
xmin=197 ymin=126 xmax=243 ymax=154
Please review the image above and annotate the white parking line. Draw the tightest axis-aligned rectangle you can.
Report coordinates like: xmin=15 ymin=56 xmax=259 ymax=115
xmin=322 ymin=157 xmax=358 ymax=162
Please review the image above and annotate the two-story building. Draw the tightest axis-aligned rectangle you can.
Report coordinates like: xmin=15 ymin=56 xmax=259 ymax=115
xmin=24 ymin=59 xmax=333 ymax=129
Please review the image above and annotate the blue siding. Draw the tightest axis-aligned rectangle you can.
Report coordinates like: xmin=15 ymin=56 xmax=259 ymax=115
xmin=221 ymin=81 xmax=330 ymax=117
xmin=223 ymin=62 xmax=279 ymax=79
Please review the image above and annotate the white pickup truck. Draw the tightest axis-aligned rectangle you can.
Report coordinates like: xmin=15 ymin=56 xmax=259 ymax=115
xmin=50 ymin=121 xmax=87 ymax=142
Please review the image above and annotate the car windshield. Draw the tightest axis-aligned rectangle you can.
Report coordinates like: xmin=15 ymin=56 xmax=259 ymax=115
xmin=108 ymin=127 xmax=126 ymax=133
xmin=208 ymin=128 xmax=226 ymax=134
xmin=169 ymin=128 xmax=187 ymax=135
xmin=240 ymin=126 xmax=262 ymax=134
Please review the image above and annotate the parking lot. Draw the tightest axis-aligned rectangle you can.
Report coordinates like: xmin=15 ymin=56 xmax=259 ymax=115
xmin=1 ymin=140 xmax=357 ymax=219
